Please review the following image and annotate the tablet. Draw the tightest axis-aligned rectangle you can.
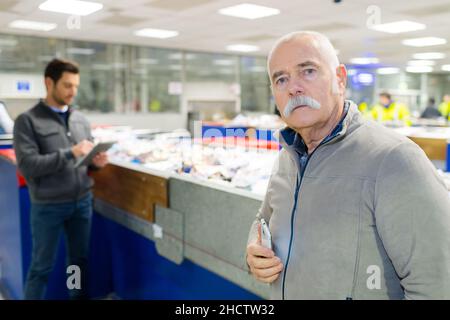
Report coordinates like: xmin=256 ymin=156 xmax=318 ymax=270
xmin=74 ymin=141 xmax=115 ymax=168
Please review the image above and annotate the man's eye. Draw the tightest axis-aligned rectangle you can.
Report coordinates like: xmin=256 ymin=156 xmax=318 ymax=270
xmin=276 ymin=77 xmax=288 ymax=85
xmin=304 ymin=68 xmax=316 ymax=75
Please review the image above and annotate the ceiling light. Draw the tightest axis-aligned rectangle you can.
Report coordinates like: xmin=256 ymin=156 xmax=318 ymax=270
xmin=377 ymin=67 xmax=400 ymax=75
xmin=349 ymin=57 xmax=379 ymax=65
xmin=412 ymin=52 xmax=445 ymax=60
xmin=402 ymin=37 xmax=447 ymax=47
xmin=357 ymin=73 xmax=374 ymax=85
xmin=39 ymin=0 xmax=103 ymax=16
xmin=218 ymin=3 xmax=280 ymax=20
xmin=441 ymin=65 xmax=450 ymax=72
xmin=9 ymin=20 xmax=57 ymax=31
xmin=406 ymin=66 xmax=433 ymax=73
xmin=226 ymin=44 xmax=259 ymax=52
xmin=134 ymin=28 xmax=179 ymax=39
xmin=407 ymin=60 xmax=435 ymax=66
xmin=370 ymin=20 xmax=425 ymax=34
xmin=67 ymin=47 xmax=95 ymax=55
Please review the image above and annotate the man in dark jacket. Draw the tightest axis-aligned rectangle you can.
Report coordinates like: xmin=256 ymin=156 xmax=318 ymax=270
xmin=420 ymin=97 xmax=442 ymax=119
xmin=13 ymin=58 xmax=108 ymax=300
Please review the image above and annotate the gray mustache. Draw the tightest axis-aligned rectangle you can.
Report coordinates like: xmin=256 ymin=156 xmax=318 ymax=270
xmin=283 ymin=95 xmax=321 ymax=117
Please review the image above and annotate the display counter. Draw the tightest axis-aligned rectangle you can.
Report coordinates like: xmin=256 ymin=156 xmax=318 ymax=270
xmin=0 ymin=134 xmax=13 ymax=150
xmin=2 ymin=123 xmax=450 ymax=300
xmin=0 ymin=148 xmax=269 ymax=299
xmin=394 ymin=126 xmax=450 ymax=171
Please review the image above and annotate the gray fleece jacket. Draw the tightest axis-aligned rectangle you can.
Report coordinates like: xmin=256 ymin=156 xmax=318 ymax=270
xmin=248 ymin=100 xmax=450 ymax=300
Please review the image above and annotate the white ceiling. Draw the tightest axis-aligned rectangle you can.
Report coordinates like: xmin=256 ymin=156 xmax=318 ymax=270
xmin=1 ymin=0 xmax=450 ymax=70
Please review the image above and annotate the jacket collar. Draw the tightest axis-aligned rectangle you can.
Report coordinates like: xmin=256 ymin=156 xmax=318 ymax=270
xmin=277 ymin=100 xmax=360 ymax=152
xmin=36 ymin=99 xmax=74 ymax=124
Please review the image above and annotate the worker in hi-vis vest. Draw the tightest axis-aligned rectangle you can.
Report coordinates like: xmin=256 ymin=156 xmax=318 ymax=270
xmin=370 ymin=92 xmax=411 ymax=126
xmin=438 ymin=94 xmax=450 ymax=120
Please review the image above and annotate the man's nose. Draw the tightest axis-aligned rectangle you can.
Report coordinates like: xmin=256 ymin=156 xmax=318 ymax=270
xmin=287 ymin=77 xmax=305 ymax=96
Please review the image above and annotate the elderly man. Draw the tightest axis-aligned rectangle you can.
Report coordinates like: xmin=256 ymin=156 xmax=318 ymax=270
xmin=246 ymin=31 xmax=450 ymax=300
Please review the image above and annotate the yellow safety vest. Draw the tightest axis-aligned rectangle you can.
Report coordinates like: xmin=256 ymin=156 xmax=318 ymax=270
xmin=370 ymin=102 xmax=411 ymax=125
xmin=438 ymin=102 xmax=450 ymax=120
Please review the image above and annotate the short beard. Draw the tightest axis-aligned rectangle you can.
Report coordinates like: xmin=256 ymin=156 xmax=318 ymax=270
xmin=52 ymin=92 xmax=67 ymax=106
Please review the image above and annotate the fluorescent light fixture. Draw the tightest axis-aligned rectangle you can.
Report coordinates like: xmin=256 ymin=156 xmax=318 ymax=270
xmin=370 ymin=20 xmax=425 ymax=34
xmin=441 ymin=65 xmax=450 ymax=72
xmin=134 ymin=28 xmax=179 ymax=39
xmin=67 ymin=47 xmax=95 ymax=55
xmin=349 ymin=57 xmax=379 ymax=65
xmin=39 ymin=0 xmax=103 ymax=16
xmin=407 ymin=60 xmax=435 ymax=66
xmin=412 ymin=52 xmax=445 ymax=60
xmin=377 ymin=67 xmax=400 ymax=75
xmin=357 ymin=73 xmax=374 ymax=85
xmin=9 ymin=20 xmax=57 ymax=31
xmin=406 ymin=66 xmax=433 ymax=73
xmin=226 ymin=44 xmax=259 ymax=52
xmin=0 ymin=39 xmax=18 ymax=46
xmin=218 ymin=3 xmax=280 ymax=20
xmin=402 ymin=37 xmax=447 ymax=47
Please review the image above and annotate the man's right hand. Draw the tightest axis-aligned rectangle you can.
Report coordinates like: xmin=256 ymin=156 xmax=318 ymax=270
xmin=246 ymin=223 xmax=283 ymax=283
xmin=71 ymin=140 xmax=94 ymax=158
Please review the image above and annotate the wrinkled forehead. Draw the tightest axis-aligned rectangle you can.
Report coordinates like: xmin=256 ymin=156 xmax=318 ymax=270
xmin=268 ymin=37 xmax=326 ymax=75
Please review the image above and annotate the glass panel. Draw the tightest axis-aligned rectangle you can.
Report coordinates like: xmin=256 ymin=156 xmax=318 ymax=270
xmin=131 ymin=46 xmax=182 ymax=113
xmin=240 ymin=56 xmax=271 ymax=113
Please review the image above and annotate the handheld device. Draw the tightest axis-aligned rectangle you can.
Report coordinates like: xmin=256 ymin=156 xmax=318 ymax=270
xmin=260 ymin=218 xmax=272 ymax=249
xmin=74 ymin=141 xmax=115 ymax=168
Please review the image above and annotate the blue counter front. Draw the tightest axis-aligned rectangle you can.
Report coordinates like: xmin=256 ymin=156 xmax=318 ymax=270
xmin=0 ymin=156 xmax=262 ymax=300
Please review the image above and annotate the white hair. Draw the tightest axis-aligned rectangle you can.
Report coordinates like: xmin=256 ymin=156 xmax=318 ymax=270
xmin=267 ymin=31 xmax=341 ymax=93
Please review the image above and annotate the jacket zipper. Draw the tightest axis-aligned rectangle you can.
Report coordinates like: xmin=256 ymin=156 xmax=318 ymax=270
xmin=67 ymin=118 xmax=80 ymax=201
xmin=281 ymin=133 xmax=342 ymax=300
xmin=348 ymin=189 xmax=363 ymax=300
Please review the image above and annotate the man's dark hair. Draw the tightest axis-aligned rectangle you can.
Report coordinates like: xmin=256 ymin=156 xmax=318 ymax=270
xmin=379 ymin=92 xmax=391 ymax=100
xmin=428 ymin=97 xmax=435 ymax=105
xmin=44 ymin=58 xmax=79 ymax=84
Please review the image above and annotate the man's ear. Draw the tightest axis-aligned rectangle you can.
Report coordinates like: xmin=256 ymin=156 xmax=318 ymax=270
xmin=44 ymin=77 xmax=54 ymax=91
xmin=336 ymin=64 xmax=347 ymax=89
